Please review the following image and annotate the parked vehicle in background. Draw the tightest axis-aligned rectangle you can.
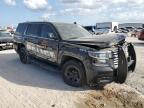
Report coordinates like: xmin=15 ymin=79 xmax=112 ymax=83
xmin=14 ymin=22 xmax=136 ymax=87
xmin=117 ymin=28 xmax=128 ymax=33
xmin=95 ymin=27 xmax=113 ymax=35
xmin=95 ymin=22 xmax=118 ymax=35
xmin=119 ymin=23 xmax=144 ymax=29
xmin=0 ymin=30 xmax=13 ymax=50
xmin=119 ymin=23 xmax=144 ymax=37
xmin=136 ymin=27 xmax=143 ymax=32
xmin=136 ymin=29 xmax=144 ymax=40
xmin=124 ymin=27 xmax=137 ymax=37
xmin=83 ymin=26 xmax=96 ymax=34
xmin=125 ymin=26 xmax=135 ymax=32
xmin=135 ymin=28 xmax=143 ymax=37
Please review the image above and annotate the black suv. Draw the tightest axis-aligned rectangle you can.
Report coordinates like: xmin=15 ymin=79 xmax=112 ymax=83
xmin=13 ymin=22 xmax=136 ymax=87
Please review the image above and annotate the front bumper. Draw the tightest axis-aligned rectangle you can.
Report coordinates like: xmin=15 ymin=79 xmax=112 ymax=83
xmin=89 ymin=64 xmax=114 ymax=85
xmin=88 ymin=43 xmax=136 ymax=85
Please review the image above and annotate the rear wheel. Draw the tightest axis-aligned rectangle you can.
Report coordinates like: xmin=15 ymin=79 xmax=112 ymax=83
xmin=62 ymin=60 xmax=86 ymax=87
xmin=19 ymin=47 xmax=31 ymax=64
xmin=114 ymin=47 xmax=128 ymax=84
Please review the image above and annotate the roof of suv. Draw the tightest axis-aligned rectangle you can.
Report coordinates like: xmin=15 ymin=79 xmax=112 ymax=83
xmin=20 ymin=21 xmax=74 ymax=25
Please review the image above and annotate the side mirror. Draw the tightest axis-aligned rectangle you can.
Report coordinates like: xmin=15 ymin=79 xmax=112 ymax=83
xmin=48 ymin=33 xmax=57 ymax=40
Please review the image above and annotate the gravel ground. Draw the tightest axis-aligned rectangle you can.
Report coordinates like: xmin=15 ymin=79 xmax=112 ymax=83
xmin=0 ymin=37 xmax=143 ymax=108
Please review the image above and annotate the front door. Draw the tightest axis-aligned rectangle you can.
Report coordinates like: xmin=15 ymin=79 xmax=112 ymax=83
xmin=36 ymin=24 xmax=59 ymax=63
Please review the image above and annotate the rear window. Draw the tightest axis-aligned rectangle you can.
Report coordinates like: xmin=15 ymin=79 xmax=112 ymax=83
xmin=16 ymin=23 xmax=27 ymax=35
xmin=26 ymin=24 xmax=40 ymax=36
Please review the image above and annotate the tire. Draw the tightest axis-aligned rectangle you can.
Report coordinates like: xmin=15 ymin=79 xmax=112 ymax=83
xmin=19 ymin=47 xmax=31 ymax=64
xmin=62 ymin=60 xmax=86 ymax=87
xmin=114 ymin=47 xmax=128 ymax=84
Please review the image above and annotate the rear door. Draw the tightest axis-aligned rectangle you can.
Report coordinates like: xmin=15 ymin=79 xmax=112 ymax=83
xmin=25 ymin=23 xmax=41 ymax=55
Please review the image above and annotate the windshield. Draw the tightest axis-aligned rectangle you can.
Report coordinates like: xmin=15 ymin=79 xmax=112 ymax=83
xmin=53 ymin=23 xmax=92 ymax=40
xmin=0 ymin=31 xmax=11 ymax=37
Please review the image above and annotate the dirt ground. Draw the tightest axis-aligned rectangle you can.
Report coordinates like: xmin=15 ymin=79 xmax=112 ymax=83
xmin=0 ymin=37 xmax=143 ymax=108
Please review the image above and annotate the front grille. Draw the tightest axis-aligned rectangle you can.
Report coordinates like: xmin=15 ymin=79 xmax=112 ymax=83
xmin=112 ymin=49 xmax=118 ymax=69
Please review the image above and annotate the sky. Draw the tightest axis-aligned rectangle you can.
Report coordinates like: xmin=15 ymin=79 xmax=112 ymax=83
xmin=0 ymin=0 xmax=144 ymax=27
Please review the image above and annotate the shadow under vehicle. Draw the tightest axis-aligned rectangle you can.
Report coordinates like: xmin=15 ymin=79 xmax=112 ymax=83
xmin=13 ymin=22 xmax=136 ymax=87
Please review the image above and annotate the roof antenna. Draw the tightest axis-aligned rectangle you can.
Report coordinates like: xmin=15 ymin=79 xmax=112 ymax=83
xmin=74 ymin=22 xmax=77 ymax=24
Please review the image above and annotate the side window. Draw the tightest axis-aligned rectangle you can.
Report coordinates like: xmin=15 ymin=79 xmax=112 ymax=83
xmin=26 ymin=24 xmax=40 ymax=36
xmin=40 ymin=24 xmax=56 ymax=39
xmin=16 ymin=23 xmax=27 ymax=35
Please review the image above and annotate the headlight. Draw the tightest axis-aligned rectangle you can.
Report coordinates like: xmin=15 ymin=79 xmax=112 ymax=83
xmin=88 ymin=51 xmax=112 ymax=63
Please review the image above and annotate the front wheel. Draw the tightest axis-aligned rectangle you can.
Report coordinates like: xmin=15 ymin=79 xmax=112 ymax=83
xmin=62 ymin=60 xmax=86 ymax=87
xmin=19 ymin=47 xmax=31 ymax=64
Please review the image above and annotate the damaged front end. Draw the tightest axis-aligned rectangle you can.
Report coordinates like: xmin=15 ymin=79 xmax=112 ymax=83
xmin=113 ymin=43 xmax=136 ymax=84
xmin=88 ymin=42 xmax=136 ymax=85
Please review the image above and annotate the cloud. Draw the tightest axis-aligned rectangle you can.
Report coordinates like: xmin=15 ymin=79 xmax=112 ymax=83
xmin=58 ymin=0 xmax=144 ymax=22
xmin=3 ymin=0 xmax=144 ymax=23
xmin=23 ymin=0 xmax=49 ymax=10
xmin=41 ymin=11 xmax=56 ymax=20
xmin=60 ymin=0 xmax=144 ymax=9
xmin=61 ymin=0 xmax=139 ymax=8
xmin=4 ymin=0 xmax=16 ymax=6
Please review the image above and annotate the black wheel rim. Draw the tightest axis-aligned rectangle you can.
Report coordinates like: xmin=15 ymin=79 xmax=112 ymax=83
xmin=65 ymin=66 xmax=81 ymax=83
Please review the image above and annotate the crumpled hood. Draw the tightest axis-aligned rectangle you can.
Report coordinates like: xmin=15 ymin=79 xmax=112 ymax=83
xmin=66 ymin=33 xmax=126 ymax=48
xmin=0 ymin=37 xmax=13 ymax=43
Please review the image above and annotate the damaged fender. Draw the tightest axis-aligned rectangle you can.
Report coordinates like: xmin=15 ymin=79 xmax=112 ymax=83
xmin=128 ymin=43 xmax=136 ymax=72
xmin=114 ymin=47 xmax=128 ymax=84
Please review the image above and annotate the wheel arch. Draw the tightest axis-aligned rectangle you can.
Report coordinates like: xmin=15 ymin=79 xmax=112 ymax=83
xmin=60 ymin=55 xmax=87 ymax=81
xmin=16 ymin=43 xmax=25 ymax=53
xmin=61 ymin=55 xmax=84 ymax=67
